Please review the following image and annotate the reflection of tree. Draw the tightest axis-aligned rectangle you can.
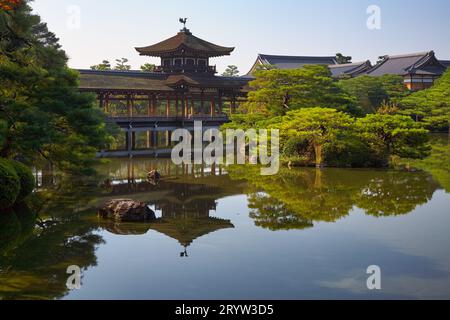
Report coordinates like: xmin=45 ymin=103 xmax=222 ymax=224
xmin=0 ymin=207 xmax=103 ymax=300
xmin=229 ymin=165 xmax=439 ymax=230
xmin=354 ymin=171 xmax=438 ymax=217
xmin=248 ymin=193 xmax=313 ymax=231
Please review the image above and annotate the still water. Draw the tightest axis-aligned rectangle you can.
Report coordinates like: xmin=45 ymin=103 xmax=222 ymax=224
xmin=1 ymin=157 xmax=450 ymax=300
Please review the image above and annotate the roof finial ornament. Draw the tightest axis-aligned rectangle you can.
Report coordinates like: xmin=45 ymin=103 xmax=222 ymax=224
xmin=179 ymin=18 xmax=188 ymax=31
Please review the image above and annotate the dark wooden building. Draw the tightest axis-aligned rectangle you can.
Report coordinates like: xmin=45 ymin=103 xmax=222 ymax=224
xmin=78 ymin=25 xmax=249 ymax=156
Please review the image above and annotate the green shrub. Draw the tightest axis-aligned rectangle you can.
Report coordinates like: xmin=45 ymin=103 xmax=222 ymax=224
xmin=0 ymin=158 xmax=21 ymax=210
xmin=324 ymin=135 xmax=373 ymax=167
xmin=0 ymin=211 xmax=21 ymax=255
xmin=9 ymin=160 xmax=35 ymax=200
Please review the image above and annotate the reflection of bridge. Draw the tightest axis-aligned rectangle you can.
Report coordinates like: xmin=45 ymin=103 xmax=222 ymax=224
xmin=95 ymin=159 xmax=240 ymax=255
xmin=100 ymin=116 xmax=230 ymax=158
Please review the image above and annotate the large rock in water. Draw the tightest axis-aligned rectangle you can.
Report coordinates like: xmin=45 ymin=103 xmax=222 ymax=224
xmin=98 ymin=199 xmax=156 ymax=222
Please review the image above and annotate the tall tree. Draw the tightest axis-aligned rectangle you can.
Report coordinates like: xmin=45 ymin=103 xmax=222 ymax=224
xmin=0 ymin=1 xmax=115 ymax=173
xmin=222 ymin=65 xmax=239 ymax=77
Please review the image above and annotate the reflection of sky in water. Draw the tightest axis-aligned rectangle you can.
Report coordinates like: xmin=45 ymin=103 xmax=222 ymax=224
xmin=66 ymin=189 xmax=450 ymax=300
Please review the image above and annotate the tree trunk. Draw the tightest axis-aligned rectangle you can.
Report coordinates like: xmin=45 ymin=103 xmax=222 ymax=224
xmin=314 ymin=144 xmax=323 ymax=168
xmin=314 ymin=168 xmax=323 ymax=189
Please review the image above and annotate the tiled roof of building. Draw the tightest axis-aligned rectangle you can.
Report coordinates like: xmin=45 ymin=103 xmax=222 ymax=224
xmin=135 ymin=29 xmax=234 ymax=58
xmin=256 ymin=54 xmax=338 ymax=69
xmin=367 ymin=51 xmax=447 ymax=77
xmin=77 ymin=69 xmax=248 ymax=91
xmin=329 ymin=61 xmax=373 ymax=77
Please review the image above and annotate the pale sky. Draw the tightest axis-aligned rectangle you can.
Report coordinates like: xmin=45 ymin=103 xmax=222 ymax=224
xmin=31 ymin=0 xmax=450 ymax=74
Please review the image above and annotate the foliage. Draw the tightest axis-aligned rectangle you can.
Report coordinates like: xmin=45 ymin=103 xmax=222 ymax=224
xmin=356 ymin=114 xmax=430 ymax=163
xmin=222 ymin=65 xmax=239 ymax=77
xmin=400 ymin=134 xmax=450 ymax=192
xmin=335 ymin=53 xmax=352 ymax=64
xmin=338 ymin=74 xmax=407 ymax=114
xmin=90 ymin=60 xmax=111 ymax=71
xmin=0 ymin=1 xmax=116 ymax=174
xmin=400 ymin=69 xmax=450 ymax=133
xmin=8 ymin=159 xmax=34 ymax=200
xmin=270 ymin=108 xmax=355 ymax=167
xmin=114 ymin=58 xmax=131 ymax=71
xmin=243 ymin=66 xmax=359 ymax=116
xmin=228 ymin=165 xmax=438 ymax=231
xmin=140 ymin=63 xmax=156 ymax=72
xmin=0 ymin=158 xmax=20 ymax=209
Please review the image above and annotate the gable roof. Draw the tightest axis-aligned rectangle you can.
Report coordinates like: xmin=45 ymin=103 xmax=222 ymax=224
xmin=135 ymin=29 xmax=234 ymax=58
xmin=367 ymin=51 xmax=447 ymax=77
xmin=329 ymin=60 xmax=373 ymax=78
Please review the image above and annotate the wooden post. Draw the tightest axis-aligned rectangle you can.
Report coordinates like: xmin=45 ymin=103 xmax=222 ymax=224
xmin=201 ymin=90 xmax=205 ymax=115
xmin=127 ymin=94 xmax=132 ymax=118
xmin=99 ymin=93 xmax=104 ymax=110
xmin=175 ymin=95 xmax=179 ymax=118
xmin=210 ymin=97 xmax=215 ymax=117
xmin=146 ymin=131 xmax=151 ymax=149
xmin=166 ymin=131 xmax=170 ymax=147
xmin=148 ymin=94 xmax=152 ymax=117
xmin=105 ymin=94 xmax=110 ymax=114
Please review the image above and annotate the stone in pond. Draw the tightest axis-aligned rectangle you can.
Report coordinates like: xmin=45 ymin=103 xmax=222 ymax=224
xmin=98 ymin=199 xmax=155 ymax=222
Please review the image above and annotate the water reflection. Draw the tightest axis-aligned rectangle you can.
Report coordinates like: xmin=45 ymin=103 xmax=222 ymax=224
xmin=0 ymin=157 xmax=447 ymax=299
xmin=228 ymin=166 xmax=440 ymax=230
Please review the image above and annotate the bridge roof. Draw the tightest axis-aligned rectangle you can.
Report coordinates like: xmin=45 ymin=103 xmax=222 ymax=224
xmin=77 ymin=70 xmax=249 ymax=91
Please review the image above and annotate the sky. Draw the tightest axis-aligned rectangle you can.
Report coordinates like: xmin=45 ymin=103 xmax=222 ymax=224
xmin=30 ymin=0 xmax=450 ymax=74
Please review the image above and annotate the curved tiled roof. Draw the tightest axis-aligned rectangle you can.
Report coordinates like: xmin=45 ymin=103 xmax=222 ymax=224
xmin=329 ymin=61 xmax=372 ymax=77
xmin=135 ymin=29 xmax=234 ymax=58
xmin=257 ymin=54 xmax=338 ymax=69
xmin=77 ymin=69 xmax=248 ymax=91
xmin=367 ymin=51 xmax=447 ymax=77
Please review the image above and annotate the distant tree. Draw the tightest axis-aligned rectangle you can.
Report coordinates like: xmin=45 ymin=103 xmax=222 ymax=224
xmin=90 ymin=60 xmax=111 ymax=71
xmin=338 ymin=74 xmax=407 ymax=114
xmin=222 ymin=65 xmax=240 ymax=77
xmin=335 ymin=53 xmax=352 ymax=64
xmin=114 ymin=58 xmax=131 ymax=71
xmin=244 ymin=66 xmax=359 ymax=116
xmin=140 ymin=63 xmax=156 ymax=72
xmin=400 ymin=69 xmax=450 ymax=135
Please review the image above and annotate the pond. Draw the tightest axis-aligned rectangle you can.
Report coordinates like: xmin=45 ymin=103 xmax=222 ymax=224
xmin=1 ymin=155 xmax=450 ymax=300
